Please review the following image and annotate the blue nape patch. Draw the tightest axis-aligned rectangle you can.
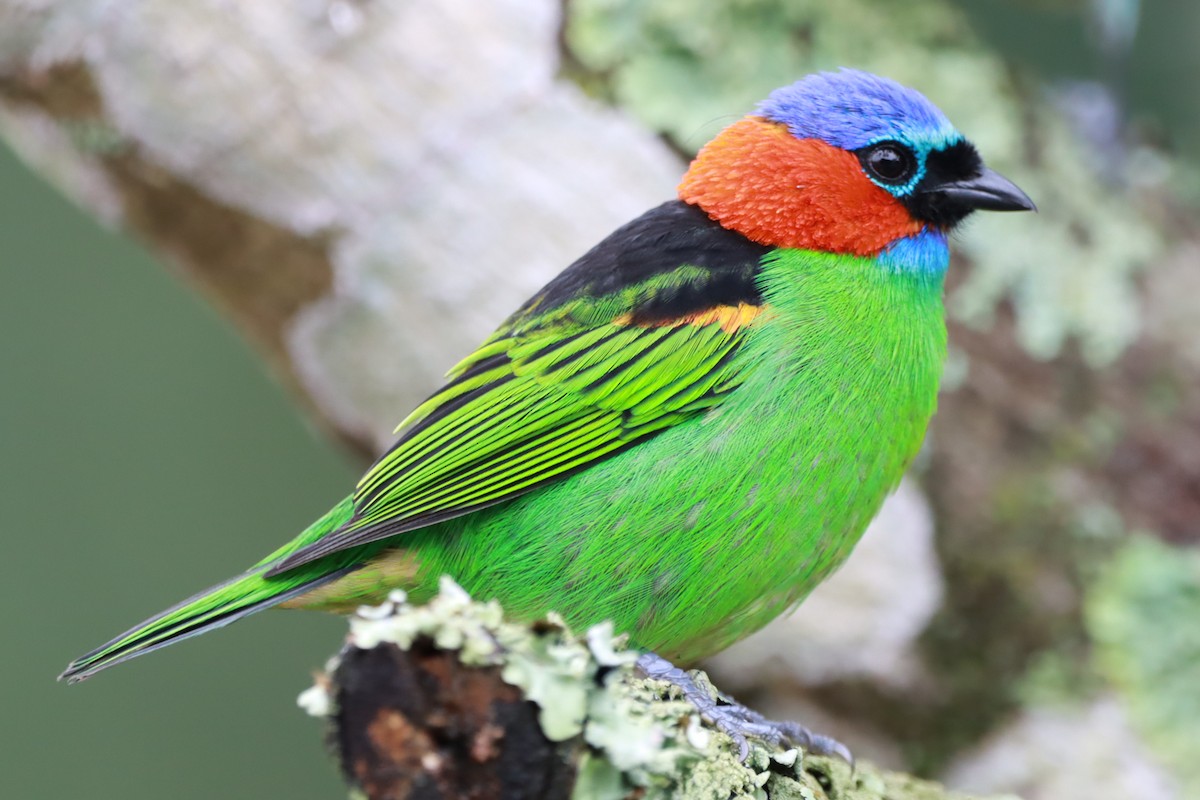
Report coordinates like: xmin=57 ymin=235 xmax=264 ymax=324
xmin=758 ymin=69 xmax=961 ymax=154
xmin=876 ymin=229 xmax=950 ymax=276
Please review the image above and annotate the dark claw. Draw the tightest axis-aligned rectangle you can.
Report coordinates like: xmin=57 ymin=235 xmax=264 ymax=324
xmin=635 ymin=652 xmax=854 ymax=765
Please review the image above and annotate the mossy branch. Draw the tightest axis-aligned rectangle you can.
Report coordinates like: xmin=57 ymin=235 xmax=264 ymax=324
xmin=299 ymin=581 xmax=1009 ymax=800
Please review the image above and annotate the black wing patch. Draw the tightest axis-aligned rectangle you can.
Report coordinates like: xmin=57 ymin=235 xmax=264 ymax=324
xmin=513 ymin=200 xmax=769 ymax=327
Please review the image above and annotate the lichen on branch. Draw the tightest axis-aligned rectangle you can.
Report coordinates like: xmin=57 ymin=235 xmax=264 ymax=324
xmin=300 ymin=579 xmax=1007 ymax=800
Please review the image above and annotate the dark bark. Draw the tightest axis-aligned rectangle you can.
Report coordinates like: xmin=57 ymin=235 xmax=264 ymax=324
xmin=333 ymin=637 xmax=580 ymax=800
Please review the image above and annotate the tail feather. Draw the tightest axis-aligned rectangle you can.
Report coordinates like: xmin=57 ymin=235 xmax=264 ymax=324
xmin=59 ymin=565 xmax=354 ymax=683
xmin=60 ymin=496 xmax=358 ymax=683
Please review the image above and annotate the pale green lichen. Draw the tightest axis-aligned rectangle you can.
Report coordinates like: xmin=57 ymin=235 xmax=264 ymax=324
xmin=302 ymin=578 xmax=1003 ymax=799
xmin=1086 ymin=535 xmax=1200 ymax=796
xmin=296 ymin=680 xmax=334 ymax=718
xmin=565 ymin=0 xmax=1166 ymax=365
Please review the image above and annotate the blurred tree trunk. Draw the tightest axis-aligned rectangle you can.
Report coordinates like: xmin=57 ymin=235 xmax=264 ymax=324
xmin=0 ymin=0 xmax=682 ymax=456
xmin=3 ymin=1 xmax=1197 ymax=797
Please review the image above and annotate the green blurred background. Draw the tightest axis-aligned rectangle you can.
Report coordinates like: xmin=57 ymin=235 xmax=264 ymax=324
xmin=1 ymin=145 xmax=352 ymax=796
xmin=959 ymin=0 xmax=1200 ymax=158
xmin=2 ymin=1 xmax=1197 ymax=799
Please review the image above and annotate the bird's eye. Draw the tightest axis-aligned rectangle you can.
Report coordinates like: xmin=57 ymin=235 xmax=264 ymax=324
xmin=860 ymin=142 xmax=918 ymax=186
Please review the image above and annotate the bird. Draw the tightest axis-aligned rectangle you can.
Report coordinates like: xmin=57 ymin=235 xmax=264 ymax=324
xmin=62 ymin=68 xmax=1032 ymax=753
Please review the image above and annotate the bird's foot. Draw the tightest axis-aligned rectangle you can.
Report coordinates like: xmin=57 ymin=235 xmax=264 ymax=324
xmin=636 ymin=652 xmax=853 ymax=765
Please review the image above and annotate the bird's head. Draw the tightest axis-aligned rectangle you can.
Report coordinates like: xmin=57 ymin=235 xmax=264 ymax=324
xmin=679 ymin=69 xmax=1034 ymax=262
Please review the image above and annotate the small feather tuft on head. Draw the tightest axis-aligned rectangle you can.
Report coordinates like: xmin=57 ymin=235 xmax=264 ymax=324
xmin=757 ymin=68 xmax=960 ymax=152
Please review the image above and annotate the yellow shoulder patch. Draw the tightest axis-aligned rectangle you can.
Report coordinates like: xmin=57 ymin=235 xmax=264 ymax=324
xmin=617 ymin=302 xmax=765 ymax=333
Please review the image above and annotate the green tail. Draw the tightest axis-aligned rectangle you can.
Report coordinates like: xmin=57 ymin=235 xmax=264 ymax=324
xmin=60 ymin=496 xmax=356 ymax=684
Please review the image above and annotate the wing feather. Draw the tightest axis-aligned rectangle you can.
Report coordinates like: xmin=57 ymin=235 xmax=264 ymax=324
xmin=266 ymin=316 xmax=757 ymax=575
xmin=361 ymin=324 xmax=737 ymax=525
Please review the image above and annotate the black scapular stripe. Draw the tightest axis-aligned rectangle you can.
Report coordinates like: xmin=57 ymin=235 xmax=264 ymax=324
xmin=512 ymin=200 xmax=769 ymax=325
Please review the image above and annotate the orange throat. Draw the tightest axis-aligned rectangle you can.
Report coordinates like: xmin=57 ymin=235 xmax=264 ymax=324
xmin=678 ymin=117 xmax=924 ymax=255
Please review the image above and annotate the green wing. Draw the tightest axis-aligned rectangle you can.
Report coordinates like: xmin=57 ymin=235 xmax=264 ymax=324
xmin=353 ymin=312 xmax=751 ymax=526
xmin=267 ymin=299 xmax=759 ymax=574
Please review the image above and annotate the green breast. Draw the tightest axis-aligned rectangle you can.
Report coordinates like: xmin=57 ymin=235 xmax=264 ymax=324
xmin=381 ymin=248 xmax=948 ymax=660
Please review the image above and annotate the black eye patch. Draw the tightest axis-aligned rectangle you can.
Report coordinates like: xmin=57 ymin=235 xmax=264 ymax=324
xmin=923 ymin=141 xmax=984 ymax=187
xmin=903 ymin=140 xmax=986 ymax=228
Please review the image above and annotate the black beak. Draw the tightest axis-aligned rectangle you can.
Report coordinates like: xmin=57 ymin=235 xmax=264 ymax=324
xmin=927 ymin=167 xmax=1036 ymax=213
